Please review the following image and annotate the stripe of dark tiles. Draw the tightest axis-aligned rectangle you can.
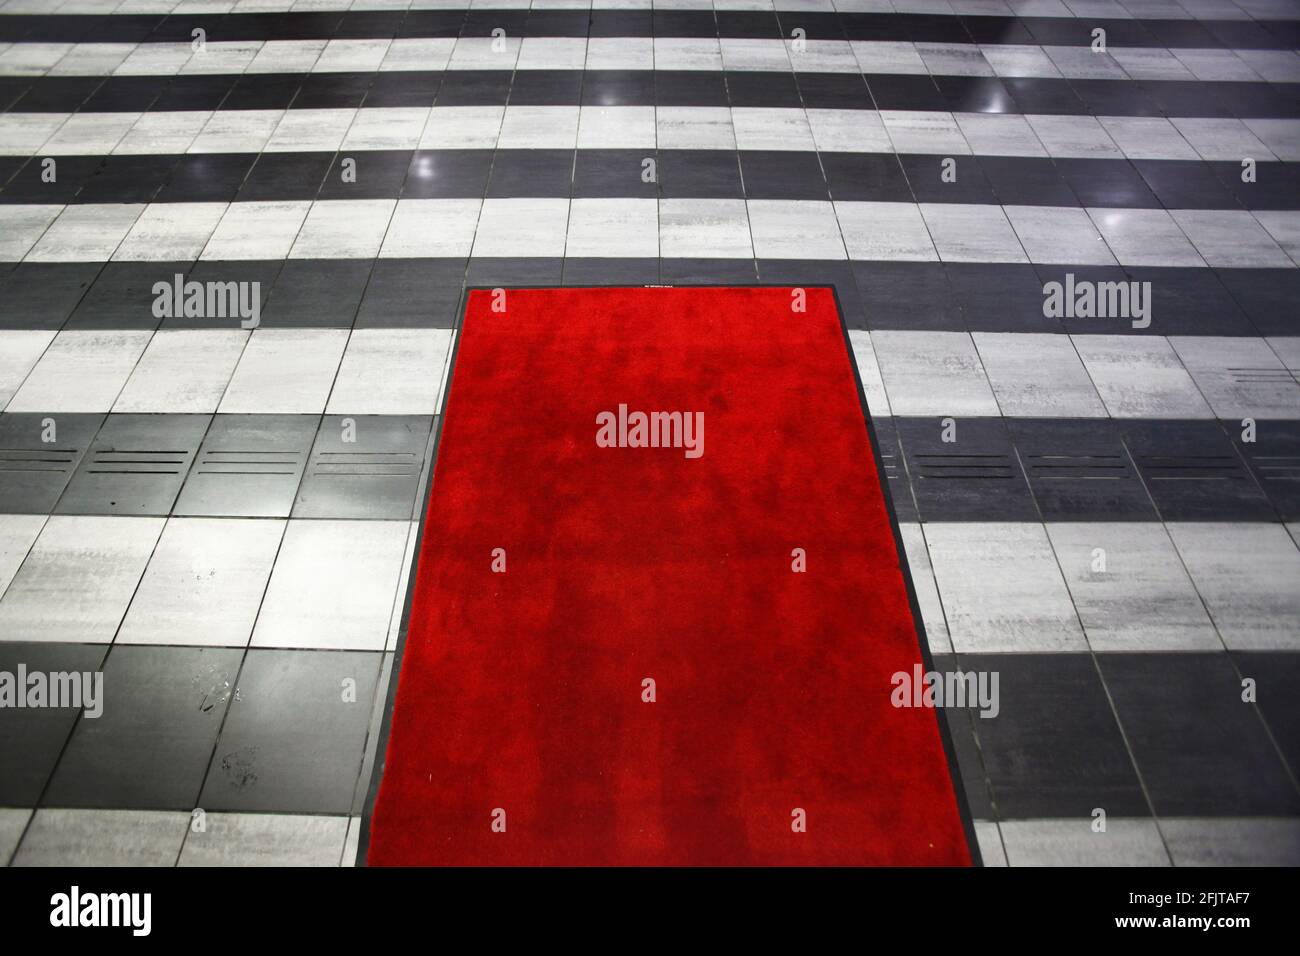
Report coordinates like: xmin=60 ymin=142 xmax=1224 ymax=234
xmin=6 ymin=150 xmax=1296 ymax=212
xmin=2 ymin=11 xmax=1298 ymax=49
xmin=2 ymin=260 xmax=1295 ymax=341
xmin=8 ymin=71 xmax=1299 ymax=117
xmin=2 ymin=411 xmax=1295 ymax=522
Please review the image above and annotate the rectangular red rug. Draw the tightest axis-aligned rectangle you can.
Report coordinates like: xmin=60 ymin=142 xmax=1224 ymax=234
xmin=367 ymin=286 xmax=974 ymax=866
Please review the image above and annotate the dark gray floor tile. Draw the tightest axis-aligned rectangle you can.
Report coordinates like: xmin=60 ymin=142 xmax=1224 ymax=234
xmin=0 ymin=413 xmax=103 ymax=514
xmin=1232 ymin=419 xmax=1300 ymax=521
xmin=871 ymin=415 xmax=916 ymax=523
xmin=293 ymin=415 xmax=433 ymax=519
xmin=963 ymin=653 xmax=1148 ymax=819
xmin=896 ymin=416 xmax=1038 ymax=522
xmin=43 ymin=645 xmax=241 ymax=811
xmin=173 ymin=414 xmax=317 ymax=518
xmin=356 ymin=257 xmax=464 ymax=328
xmin=162 ymin=261 xmax=278 ymax=329
xmin=201 ymin=649 xmax=381 ymax=814
xmin=1008 ymin=418 xmax=1157 ymax=520
xmin=55 ymin=413 xmax=210 ymax=516
xmin=1232 ymin=651 xmax=1300 ymax=780
xmin=1100 ymin=652 xmax=1300 ymax=817
xmin=0 ymin=263 xmax=99 ymax=330
xmin=261 ymin=258 xmax=371 ymax=328
xmin=0 ymin=642 xmax=108 ymax=806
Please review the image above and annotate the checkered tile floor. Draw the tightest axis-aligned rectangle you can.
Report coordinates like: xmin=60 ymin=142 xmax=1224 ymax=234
xmin=0 ymin=0 xmax=1298 ymax=868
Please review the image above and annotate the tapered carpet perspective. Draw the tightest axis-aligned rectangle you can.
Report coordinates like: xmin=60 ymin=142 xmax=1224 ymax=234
xmin=367 ymin=286 xmax=972 ymax=866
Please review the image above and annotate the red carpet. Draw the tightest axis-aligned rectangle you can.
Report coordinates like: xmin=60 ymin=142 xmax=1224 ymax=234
xmin=367 ymin=287 xmax=972 ymax=866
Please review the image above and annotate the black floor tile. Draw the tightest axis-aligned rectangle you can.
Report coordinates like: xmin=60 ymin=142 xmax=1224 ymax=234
xmin=402 ymin=149 xmax=492 ymax=199
xmin=357 ymin=257 xmax=465 ymax=328
xmin=853 ymin=261 xmax=963 ymax=332
xmin=1124 ymin=266 xmax=1257 ymax=337
xmin=1008 ymin=418 xmax=1157 ymax=521
xmin=724 ymin=71 xmax=802 ymax=108
xmin=0 ymin=263 xmax=98 ymax=330
xmin=655 ymin=71 xmax=728 ymax=107
xmin=261 ymin=259 xmax=372 ymax=328
xmin=581 ymin=70 xmax=654 ymax=106
xmin=200 ymin=649 xmax=382 ymax=814
xmin=563 ymin=258 xmax=660 ymax=287
xmin=864 ymin=73 xmax=945 ymax=111
xmin=486 ymin=149 xmax=574 ymax=198
xmin=436 ymin=71 xmax=511 ymax=106
xmin=236 ymin=152 xmax=334 ymax=202
xmin=897 ymin=416 xmax=1039 ymax=522
xmin=318 ymin=149 xmax=414 ymax=200
xmin=1135 ymin=159 xmax=1240 ymax=211
xmin=163 ymin=260 xmax=278 ymax=329
xmin=739 ymin=150 xmax=828 ymax=200
xmin=0 ymin=643 xmax=109 ymax=806
xmin=871 ymin=415 xmax=916 ymax=523
xmin=1215 ymin=268 xmax=1300 ymax=336
xmin=900 ymin=153 xmax=996 ymax=204
xmin=66 ymin=262 xmax=190 ymax=331
xmin=933 ymin=75 xmax=1016 ymax=114
xmin=658 ymin=150 xmax=744 ymax=199
xmin=465 ymin=256 xmax=564 ymax=288
xmin=979 ymin=156 xmax=1078 ymax=207
xmin=293 ymin=72 xmax=373 ymax=110
xmin=1232 ymin=651 xmax=1300 ymax=780
xmin=1055 ymin=157 xmax=1159 ymax=209
xmin=508 ymin=70 xmax=583 ymax=106
xmin=572 ymin=150 xmax=659 ymax=199
xmin=173 ymin=414 xmax=318 ymax=518
xmin=55 ymin=413 xmax=210 ymax=517
xmin=0 ymin=155 xmax=102 ymax=204
xmin=1100 ymin=652 xmax=1300 ymax=817
xmin=0 ymin=413 xmax=103 ymax=514
xmin=364 ymin=70 xmax=441 ymax=108
xmin=659 ymin=257 xmax=758 ymax=286
xmin=44 ymin=646 xmax=242 ymax=811
xmin=820 ymin=152 xmax=910 ymax=202
xmin=964 ymin=653 xmax=1149 ymax=819
xmin=294 ymin=415 xmax=433 ymax=520
xmin=157 ymin=153 xmax=256 ymax=204
xmin=946 ymin=262 xmax=1057 ymax=334
xmin=1232 ymin=419 xmax=1300 ymax=522
xmin=1121 ymin=420 xmax=1278 ymax=522
xmin=795 ymin=72 xmax=872 ymax=110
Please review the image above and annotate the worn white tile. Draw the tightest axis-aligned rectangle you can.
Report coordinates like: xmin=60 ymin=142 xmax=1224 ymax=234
xmin=806 ymin=108 xmax=892 ymax=153
xmin=880 ymin=110 xmax=969 ymax=155
xmin=327 ymin=328 xmax=453 ymax=415
xmin=1073 ymin=335 xmax=1213 ymax=418
xmin=924 ymin=522 xmax=1088 ymax=653
xmin=218 ymin=328 xmax=347 ymax=414
xmin=973 ymin=332 xmax=1107 ymax=417
xmin=921 ymin=203 xmax=1027 ymax=263
xmin=13 ymin=809 xmax=188 ymax=867
xmin=118 ymin=517 xmax=284 ymax=647
xmin=747 ymin=199 xmax=847 ymax=259
xmin=44 ymin=112 xmax=140 ymax=152
xmin=835 ymin=201 xmax=937 ymax=261
xmin=0 ymin=514 xmax=46 ymax=602
xmin=1170 ymin=117 xmax=1277 ymax=162
xmin=448 ymin=36 xmax=521 ymax=70
xmin=113 ymin=330 xmax=247 ymax=413
xmin=0 ymin=516 xmax=164 ymax=643
xmin=1086 ymin=207 xmax=1204 ymax=267
xmin=341 ymin=107 xmax=430 ymax=150
xmin=472 ymin=198 xmax=569 ymax=257
xmin=0 ymin=330 xmax=55 ymax=411
xmin=658 ymin=198 xmax=753 ymax=258
xmin=1006 ymin=205 xmax=1115 ymax=265
xmin=289 ymin=199 xmax=395 ymax=259
xmin=202 ymin=201 xmax=310 ymax=261
xmin=656 ymin=106 xmax=736 ymax=150
xmin=252 ymin=519 xmax=409 ymax=650
xmin=247 ymin=38 xmax=326 ymax=73
xmin=497 ymin=105 xmax=580 ymax=149
xmin=189 ymin=109 xmax=284 ymax=153
xmin=871 ymin=330 xmax=1001 ymax=416
xmin=0 ymin=808 xmax=31 ymax=865
xmin=981 ymin=44 xmax=1061 ymax=78
xmin=1162 ymin=818 xmax=1300 ymax=867
xmin=7 ymin=330 xmax=151 ymax=413
xmin=265 ymin=108 xmax=355 ymax=152
xmin=1170 ymin=210 xmax=1294 ymax=269
xmin=0 ymin=204 xmax=61 ymax=261
xmin=1254 ymin=210 xmax=1300 ymax=266
xmin=1099 ymin=116 xmax=1199 ymax=161
xmin=25 ymin=204 xmax=144 ymax=262
xmin=114 ymin=201 xmax=228 ymax=261
xmin=652 ymin=37 xmax=722 ymax=71
xmin=566 ymin=198 xmax=658 ymax=258
xmin=1047 ymin=522 xmax=1220 ymax=652
xmin=975 ymin=820 xmax=1007 ymax=867
xmin=731 ymin=107 xmax=815 ymax=151
xmin=916 ymin=42 xmax=994 ymax=76
xmin=898 ymin=522 xmax=950 ymax=653
xmin=178 ymin=812 xmax=349 ymax=866
xmin=182 ymin=40 xmax=263 ymax=74
xmin=847 ymin=330 xmax=891 ymax=416
xmin=381 ymin=198 xmax=481 ymax=258
xmin=1169 ymin=336 xmax=1300 ymax=420
xmin=720 ymin=37 xmax=791 ymax=72
xmin=0 ymin=113 xmax=68 ymax=155
xmin=953 ymin=112 xmax=1047 ymax=157
xmin=115 ymin=110 xmax=211 ymax=154
xmin=851 ymin=40 xmax=928 ymax=75
xmin=999 ymin=819 xmax=1171 ymax=866
xmin=419 ymin=106 xmax=503 ymax=149
xmin=1243 ymin=119 xmax=1300 ymax=163
xmin=585 ymin=36 xmax=651 ymax=70
xmin=1168 ymin=523 xmax=1300 ymax=651
xmin=577 ymin=106 xmax=656 ymax=149
xmin=1025 ymin=114 xmax=1121 ymax=159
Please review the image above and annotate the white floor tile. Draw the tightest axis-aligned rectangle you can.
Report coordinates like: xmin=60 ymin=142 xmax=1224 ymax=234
xmin=1169 ymin=336 xmax=1300 ymax=420
xmin=0 ymin=515 xmax=164 ymax=644
xmin=218 ymin=328 xmax=348 ymax=414
xmin=0 ymin=513 xmax=46 ymax=602
xmin=201 ymin=201 xmax=311 ymax=261
xmin=731 ymin=107 xmax=815 ymax=151
xmin=25 ymin=203 xmax=144 ymax=262
xmin=252 ymin=519 xmax=409 ymax=650
xmin=1046 ymin=522 xmax=1220 ymax=652
xmin=921 ymin=203 xmax=1027 ymax=263
xmin=289 ymin=199 xmax=395 ymax=260
xmin=658 ymin=198 xmax=753 ymax=259
xmin=847 ymin=329 xmax=891 ymax=416
xmin=924 ymin=522 xmax=1088 ymax=653
xmin=871 ymin=330 xmax=1001 ymax=417
xmin=1168 ymin=523 xmax=1300 ymax=651
xmin=13 ymin=809 xmax=188 ymax=867
xmin=898 ymin=522 xmax=950 ymax=653
xmin=472 ymin=198 xmax=569 ymax=258
xmin=113 ymin=201 xmax=228 ymax=261
xmin=326 ymin=328 xmax=454 ymax=415
xmin=117 ymin=517 xmax=284 ymax=647
xmin=1170 ymin=209 xmax=1295 ymax=269
xmin=1162 ymin=818 xmax=1300 ymax=867
xmin=113 ymin=329 xmax=248 ymax=413
xmin=178 ymin=812 xmax=349 ymax=866
xmin=381 ymin=199 xmax=481 ymax=258
xmin=747 ymin=200 xmax=846 ymax=259
xmin=1072 ymin=335 xmax=1214 ymax=419
xmin=973 ymin=332 xmax=1106 ymax=417
xmin=836 ymin=201 xmax=938 ymax=261
xmin=0 ymin=330 xmax=55 ymax=411
xmin=566 ymin=198 xmax=658 ymax=258
xmin=576 ymin=106 xmax=656 ymax=149
xmin=1005 ymin=205 xmax=1115 ymax=265
xmin=7 ymin=330 xmax=151 ymax=413
xmin=999 ymin=818 xmax=1171 ymax=866
xmin=0 ymin=808 xmax=31 ymax=865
